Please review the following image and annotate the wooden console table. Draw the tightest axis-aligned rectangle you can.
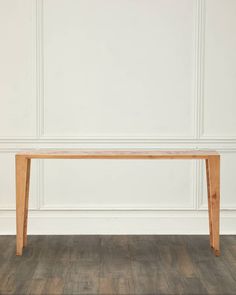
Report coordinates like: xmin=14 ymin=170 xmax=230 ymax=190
xmin=15 ymin=149 xmax=220 ymax=256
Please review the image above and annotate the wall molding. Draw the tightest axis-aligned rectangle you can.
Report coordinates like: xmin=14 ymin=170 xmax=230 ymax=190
xmin=1 ymin=138 xmax=236 ymax=145
xmin=36 ymin=0 xmax=44 ymax=138
xmin=0 ymin=209 xmax=236 ymax=234
xmin=200 ymin=134 xmax=236 ymax=140
xmin=194 ymin=0 xmax=205 ymax=139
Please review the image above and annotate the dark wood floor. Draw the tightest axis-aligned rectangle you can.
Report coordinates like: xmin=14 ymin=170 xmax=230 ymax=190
xmin=0 ymin=235 xmax=235 ymax=295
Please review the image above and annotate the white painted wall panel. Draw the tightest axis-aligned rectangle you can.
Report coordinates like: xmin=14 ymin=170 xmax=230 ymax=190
xmin=0 ymin=0 xmax=36 ymax=137
xmin=203 ymin=0 xmax=236 ymax=137
xmin=42 ymin=160 xmax=195 ymax=209
xmin=43 ymin=0 xmax=195 ymax=137
xmin=0 ymin=0 xmax=236 ymax=234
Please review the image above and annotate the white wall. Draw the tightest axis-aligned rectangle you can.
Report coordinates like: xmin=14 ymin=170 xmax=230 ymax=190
xmin=1 ymin=0 xmax=236 ymax=234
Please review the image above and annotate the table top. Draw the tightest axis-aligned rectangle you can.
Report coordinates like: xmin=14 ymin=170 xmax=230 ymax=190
xmin=16 ymin=149 xmax=219 ymax=159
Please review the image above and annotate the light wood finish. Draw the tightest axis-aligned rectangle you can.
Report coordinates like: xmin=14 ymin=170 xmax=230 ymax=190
xmin=15 ymin=149 xmax=220 ymax=256
xmin=17 ymin=149 xmax=219 ymax=159
xmin=15 ymin=156 xmax=31 ymax=256
xmin=23 ymin=158 xmax=31 ymax=247
xmin=206 ymin=156 xmax=220 ymax=256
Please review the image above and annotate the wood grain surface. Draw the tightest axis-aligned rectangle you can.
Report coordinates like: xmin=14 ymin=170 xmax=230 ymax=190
xmin=16 ymin=149 xmax=219 ymax=159
xmin=0 ymin=235 xmax=235 ymax=295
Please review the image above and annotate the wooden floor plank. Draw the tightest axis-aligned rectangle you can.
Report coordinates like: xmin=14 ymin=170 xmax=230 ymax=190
xmin=99 ymin=236 xmax=135 ymax=295
xmin=0 ymin=235 xmax=235 ymax=295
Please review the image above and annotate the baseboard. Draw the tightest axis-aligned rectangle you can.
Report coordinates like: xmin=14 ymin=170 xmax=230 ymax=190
xmin=0 ymin=210 xmax=236 ymax=235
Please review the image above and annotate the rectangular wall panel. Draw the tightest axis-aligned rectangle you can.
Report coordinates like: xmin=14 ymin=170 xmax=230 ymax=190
xmin=0 ymin=0 xmax=36 ymax=137
xmin=42 ymin=160 xmax=195 ymax=209
xmin=203 ymin=0 xmax=236 ymax=137
xmin=43 ymin=0 xmax=195 ymax=138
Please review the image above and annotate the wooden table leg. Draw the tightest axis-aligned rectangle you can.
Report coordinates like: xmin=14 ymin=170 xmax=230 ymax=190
xmin=15 ymin=156 xmax=31 ymax=256
xmin=205 ymin=158 xmax=213 ymax=248
xmin=205 ymin=156 xmax=220 ymax=256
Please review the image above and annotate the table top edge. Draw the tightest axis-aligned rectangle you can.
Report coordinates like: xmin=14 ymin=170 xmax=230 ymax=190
xmin=15 ymin=149 xmax=220 ymax=158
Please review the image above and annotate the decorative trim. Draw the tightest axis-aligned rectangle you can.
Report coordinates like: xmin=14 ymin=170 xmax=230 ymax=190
xmin=200 ymin=135 xmax=236 ymax=140
xmin=1 ymin=137 xmax=236 ymax=145
xmin=36 ymin=0 xmax=44 ymax=138
xmin=194 ymin=0 xmax=205 ymax=139
xmin=1 ymin=210 xmax=236 ymax=234
xmin=40 ymin=135 xmax=197 ymax=140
